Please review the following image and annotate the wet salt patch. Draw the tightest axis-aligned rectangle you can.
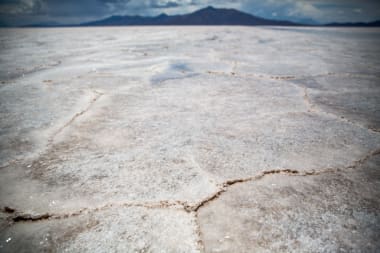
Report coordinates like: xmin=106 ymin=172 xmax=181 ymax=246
xmin=151 ymin=72 xmax=198 ymax=85
xmin=150 ymin=61 xmax=199 ymax=85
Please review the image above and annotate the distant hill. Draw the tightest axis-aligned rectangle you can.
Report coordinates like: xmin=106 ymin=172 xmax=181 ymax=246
xmin=0 ymin=21 xmax=9 ymax=27
xmin=80 ymin=6 xmax=299 ymax=26
xmin=24 ymin=21 xmax=65 ymax=28
xmin=325 ymin=20 xmax=380 ymax=27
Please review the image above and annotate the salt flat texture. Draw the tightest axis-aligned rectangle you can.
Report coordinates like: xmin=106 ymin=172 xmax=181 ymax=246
xmin=0 ymin=26 xmax=379 ymax=252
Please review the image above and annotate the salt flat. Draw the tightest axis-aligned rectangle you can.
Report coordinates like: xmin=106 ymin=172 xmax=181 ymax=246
xmin=0 ymin=26 xmax=379 ymax=252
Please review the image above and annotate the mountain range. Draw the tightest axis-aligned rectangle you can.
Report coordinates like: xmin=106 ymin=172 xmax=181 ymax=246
xmin=21 ymin=6 xmax=380 ymax=28
xmin=81 ymin=6 xmax=298 ymax=26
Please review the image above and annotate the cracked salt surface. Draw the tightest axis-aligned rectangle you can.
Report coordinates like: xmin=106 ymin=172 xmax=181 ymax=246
xmin=0 ymin=26 xmax=380 ymax=252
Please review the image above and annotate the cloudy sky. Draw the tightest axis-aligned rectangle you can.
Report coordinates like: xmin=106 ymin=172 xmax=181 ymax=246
xmin=0 ymin=0 xmax=380 ymax=26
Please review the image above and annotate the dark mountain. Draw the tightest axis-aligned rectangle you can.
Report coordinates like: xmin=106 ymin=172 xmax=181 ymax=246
xmin=81 ymin=6 xmax=299 ymax=26
xmin=20 ymin=6 xmax=380 ymax=28
xmin=325 ymin=20 xmax=380 ymax=27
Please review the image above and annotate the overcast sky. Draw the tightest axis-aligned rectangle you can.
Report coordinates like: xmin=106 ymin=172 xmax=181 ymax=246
xmin=1 ymin=0 xmax=380 ymax=26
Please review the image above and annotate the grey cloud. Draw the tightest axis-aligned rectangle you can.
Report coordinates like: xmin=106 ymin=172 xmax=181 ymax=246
xmin=150 ymin=1 xmax=180 ymax=9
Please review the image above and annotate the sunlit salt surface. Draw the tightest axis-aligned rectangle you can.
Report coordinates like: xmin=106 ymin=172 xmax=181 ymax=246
xmin=0 ymin=26 xmax=379 ymax=252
